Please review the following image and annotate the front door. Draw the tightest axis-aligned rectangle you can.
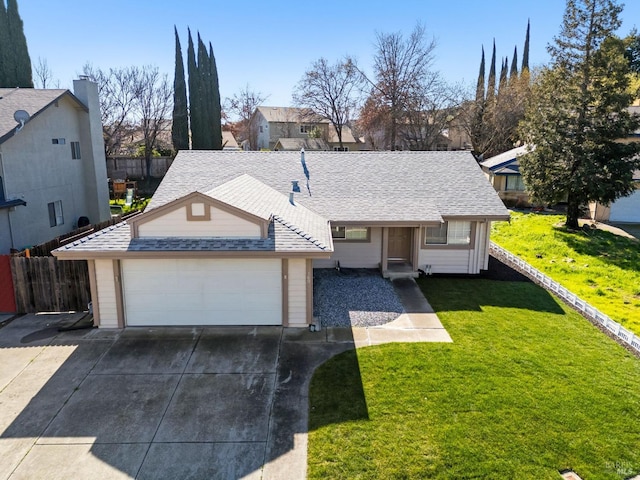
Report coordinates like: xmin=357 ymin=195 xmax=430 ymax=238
xmin=388 ymin=227 xmax=412 ymax=262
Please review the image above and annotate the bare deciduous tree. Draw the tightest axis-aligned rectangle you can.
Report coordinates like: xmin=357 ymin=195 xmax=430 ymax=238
xmin=351 ymin=23 xmax=438 ymax=150
xmin=293 ymin=58 xmax=362 ymax=148
xmin=225 ymin=84 xmax=268 ymax=149
xmin=33 ymin=57 xmax=58 ymax=88
xmin=82 ymin=63 xmax=138 ymax=157
xmin=81 ymin=64 xmax=172 ymax=172
xmin=134 ymin=66 xmax=172 ymax=177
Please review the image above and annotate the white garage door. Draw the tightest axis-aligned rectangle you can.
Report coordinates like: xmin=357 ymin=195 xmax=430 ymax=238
xmin=122 ymin=258 xmax=282 ymax=326
xmin=610 ymin=190 xmax=640 ymax=223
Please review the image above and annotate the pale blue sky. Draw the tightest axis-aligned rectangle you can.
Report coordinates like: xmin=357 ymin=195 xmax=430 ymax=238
xmin=19 ymin=0 xmax=640 ymax=107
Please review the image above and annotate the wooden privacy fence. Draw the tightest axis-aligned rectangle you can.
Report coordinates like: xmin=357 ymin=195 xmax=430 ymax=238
xmin=490 ymin=242 xmax=640 ymax=354
xmin=10 ymin=256 xmax=90 ymax=313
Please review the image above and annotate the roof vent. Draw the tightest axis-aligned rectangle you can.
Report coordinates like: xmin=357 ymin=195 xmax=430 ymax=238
xmin=292 ymin=180 xmax=300 ymax=192
xmin=78 ymin=75 xmax=90 ymax=81
xmin=289 ymin=192 xmax=295 ymax=205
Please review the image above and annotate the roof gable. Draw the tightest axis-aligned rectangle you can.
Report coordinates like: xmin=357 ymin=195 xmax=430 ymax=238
xmin=480 ymin=145 xmax=528 ymax=171
xmin=129 ymin=191 xmax=269 ymax=239
xmin=0 ymin=88 xmax=87 ymax=145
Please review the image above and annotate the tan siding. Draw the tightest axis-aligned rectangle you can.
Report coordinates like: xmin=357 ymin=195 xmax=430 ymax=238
xmin=137 ymin=206 xmax=261 ymax=238
xmin=94 ymin=259 xmax=118 ymax=327
xmin=314 ymin=227 xmax=383 ymax=268
xmin=288 ymin=258 xmax=307 ymax=326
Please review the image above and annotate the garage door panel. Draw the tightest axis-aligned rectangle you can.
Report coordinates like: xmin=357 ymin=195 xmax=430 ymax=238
xmin=610 ymin=190 xmax=640 ymax=223
xmin=122 ymin=259 xmax=282 ymax=326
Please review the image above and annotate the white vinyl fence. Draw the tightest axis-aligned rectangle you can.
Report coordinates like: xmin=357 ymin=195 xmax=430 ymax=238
xmin=490 ymin=242 xmax=640 ymax=354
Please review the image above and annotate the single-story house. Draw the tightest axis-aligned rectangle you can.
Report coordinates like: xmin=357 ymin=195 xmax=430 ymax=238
xmin=480 ymin=145 xmax=531 ymax=207
xmin=54 ymin=150 xmax=510 ymax=328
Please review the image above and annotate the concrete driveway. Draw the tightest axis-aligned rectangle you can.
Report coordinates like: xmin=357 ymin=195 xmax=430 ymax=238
xmin=0 ymin=314 xmax=351 ymax=480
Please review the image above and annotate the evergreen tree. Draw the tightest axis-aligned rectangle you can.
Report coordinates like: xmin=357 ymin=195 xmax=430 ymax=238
xmin=498 ymin=57 xmax=508 ymax=96
xmin=196 ymin=35 xmax=213 ymax=149
xmin=0 ymin=2 xmax=8 ymax=86
xmin=520 ymin=0 xmax=640 ymax=229
xmin=509 ymin=46 xmax=518 ymax=81
xmin=187 ymin=29 xmax=204 ymax=149
xmin=171 ymin=26 xmax=189 ymax=151
xmin=487 ymin=41 xmax=497 ymax=103
xmin=208 ymin=42 xmax=222 ymax=150
xmin=6 ymin=0 xmax=32 ymax=87
xmin=522 ymin=19 xmax=530 ymax=73
xmin=475 ymin=47 xmax=485 ymax=103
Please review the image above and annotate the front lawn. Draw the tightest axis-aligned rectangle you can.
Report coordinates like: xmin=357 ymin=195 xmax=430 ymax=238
xmin=307 ymin=278 xmax=640 ymax=479
xmin=491 ymin=212 xmax=640 ymax=334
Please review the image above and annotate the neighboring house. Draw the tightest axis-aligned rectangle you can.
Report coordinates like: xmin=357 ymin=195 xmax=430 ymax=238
xmin=0 ymin=79 xmax=111 ymax=254
xmin=590 ymin=170 xmax=640 ymax=223
xmin=251 ymin=106 xmax=359 ymax=151
xmin=54 ymin=150 xmax=510 ymax=328
xmin=480 ymin=145 xmax=531 ymax=207
xmin=590 ymin=106 xmax=640 ymax=223
xmin=222 ymin=131 xmax=240 ymax=150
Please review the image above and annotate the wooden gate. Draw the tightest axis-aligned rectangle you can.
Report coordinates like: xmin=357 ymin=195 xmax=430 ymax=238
xmin=10 ymin=257 xmax=90 ymax=313
xmin=0 ymin=255 xmax=16 ymax=312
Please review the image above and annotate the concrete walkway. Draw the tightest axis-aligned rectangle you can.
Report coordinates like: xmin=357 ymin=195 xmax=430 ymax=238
xmin=352 ymin=277 xmax=451 ymax=347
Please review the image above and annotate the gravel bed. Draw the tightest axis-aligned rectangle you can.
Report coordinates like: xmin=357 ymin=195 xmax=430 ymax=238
xmin=313 ymin=268 xmax=404 ymax=327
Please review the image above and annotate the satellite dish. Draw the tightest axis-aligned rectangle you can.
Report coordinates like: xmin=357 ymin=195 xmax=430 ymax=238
xmin=14 ymin=110 xmax=30 ymax=132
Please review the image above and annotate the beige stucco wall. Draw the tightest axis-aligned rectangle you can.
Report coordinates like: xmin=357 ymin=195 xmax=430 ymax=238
xmin=0 ymin=87 xmax=109 ymax=253
xmin=137 ymin=206 xmax=262 ymax=238
xmin=94 ymin=259 xmax=119 ymax=328
xmin=287 ymin=258 xmax=308 ymax=327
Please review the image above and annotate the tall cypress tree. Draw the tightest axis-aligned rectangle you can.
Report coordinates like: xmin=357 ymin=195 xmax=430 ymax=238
xmin=487 ymin=40 xmax=497 ymax=103
xmin=0 ymin=2 xmax=8 ymax=86
xmin=172 ymin=26 xmax=189 ymax=151
xmin=197 ymin=35 xmax=213 ymax=149
xmin=498 ymin=57 xmax=508 ymax=96
xmin=509 ymin=46 xmax=519 ymax=81
xmin=475 ymin=47 xmax=485 ymax=102
xmin=6 ymin=0 xmax=32 ymax=87
xmin=209 ymin=42 xmax=222 ymax=150
xmin=187 ymin=29 xmax=204 ymax=149
xmin=522 ymin=19 xmax=530 ymax=73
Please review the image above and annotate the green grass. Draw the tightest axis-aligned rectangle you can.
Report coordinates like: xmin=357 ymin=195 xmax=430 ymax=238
xmin=491 ymin=212 xmax=640 ymax=334
xmin=109 ymin=197 xmax=150 ymax=214
xmin=307 ymin=278 xmax=640 ymax=479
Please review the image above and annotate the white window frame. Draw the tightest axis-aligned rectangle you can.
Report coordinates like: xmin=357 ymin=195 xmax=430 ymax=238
xmin=300 ymin=125 xmax=315 ymax=134
xmin=333 ymin=146 xmax=349 ymax=152
xmin=425 ymin=221 xmax=471 ymax=246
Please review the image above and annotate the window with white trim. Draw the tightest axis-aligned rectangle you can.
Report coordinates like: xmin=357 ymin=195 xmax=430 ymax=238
xmin=331 ymin=226 xmax=369 ymax=241
xmin=71 ymin=141 xmax=81 ymax=159
xmin=300 ymin=125 xmax=315 ymax=134
xmin=333 ymin=146 xmax=349 ymax=152
xmin=48 ymin=200 xmax=64 ymax=227
xmin=425 ymin=221 xmax=471 ymax=245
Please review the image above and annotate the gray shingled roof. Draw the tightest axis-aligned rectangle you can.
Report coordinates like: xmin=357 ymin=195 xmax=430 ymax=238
xmin=0 ymin=88 xmax=85 ymax=144
xmin=150 ymin=150 xmax=509 ymax=221
xmin=205 ymin=174 xmax=332 ymax=250
xmin=56 ymin=174 xmax=333 ymax=257
xmin=56 ymin=216 xmax=330 ymax=257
